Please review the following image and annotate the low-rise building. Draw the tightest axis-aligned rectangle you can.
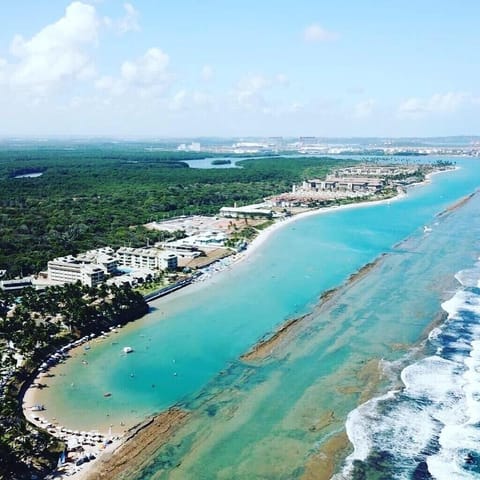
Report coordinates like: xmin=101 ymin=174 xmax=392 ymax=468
xmin=302 ymin=177 xmax=384 ymax=193
xmin=47 ymin=257 xmax=105 ymax=287
xmin=156 ymin=243 xmax=202 ymax=259
xmin=47 ymin=247 xmax=119 ymax=287
xmin=46 ymin=246 xmax=176 ymax=288
xmin=76 ymin=247 xmax=119 ymax=275
xmin=0 ymin=277 xmax=33 ymax=293
xmin=220 ymin=204 xmax=273 ymax=219
xmin=116 ymin=247 xmax=178 ymax=271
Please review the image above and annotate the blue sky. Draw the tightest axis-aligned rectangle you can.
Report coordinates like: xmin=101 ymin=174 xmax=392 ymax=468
xmin=0 ymin=1 xmax=479 ymax=137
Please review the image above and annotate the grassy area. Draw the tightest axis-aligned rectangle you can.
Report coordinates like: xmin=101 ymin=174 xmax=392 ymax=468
xmin=254 ymin=220 xmax=275 ymax=230
xmin=134 ymin=278 xmax=169 ymax=296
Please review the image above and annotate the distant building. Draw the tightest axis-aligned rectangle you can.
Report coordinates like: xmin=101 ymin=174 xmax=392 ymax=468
xmin=116 ymin=247 xmax=178 ymax=271
xmin=0 ymin=277 xmax=33 ymax=293
xmin=156 ymin=243 xmax=202 ymax=259
xmin=192 ymin=231 xmax=227 ymax=246
xmin=231 ymin=142 xmax=273 ymax=154
xmin=302 ymin=177 xmax=384 ymax=193
xmin=333 ymin=165 xmax=417 ymax=177
xmin=220 ymin=204 xmax=273 ymax=219
xmin=178 ymin=142 xmax=201 ymax=152
xmin=174 ymin=231 xmax=227 ymax=247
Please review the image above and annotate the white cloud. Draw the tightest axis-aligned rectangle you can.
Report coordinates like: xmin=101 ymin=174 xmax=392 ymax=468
xmin=192 ymin=91 xmax=212 ymax=107
xmin=120 ymin=3 xmax=140 ymax=33
xmin=275 ymin=73 xmax=289 ymax=86
xmin=233 ymin=74 xmax=270 ymax=110
xmin=9 ymin=2 xmax=100 ymax=94
xmin=201 ymin=65 xmax=214 ymax=82
xmin=105 ymin=2 xmax=140 ymax=34
xmin=303 ymin=24 xmax=339 ymax=43
xmin=121 ymin=48 xmax=169 ymax=85
xmin=169 ymin=89 xmax=213 ymax=112
xmin=95 ymin=75 xmax=125 ymax=95
xmin=398 ymin=92 xmax=470 ymax=117
xmin=169 ymin=89 xmax=187 ymax=111
xmin=232 ymin=73 xmax=289 ymax=111
xmin=0 ymin=58 xmax=6 ymax=83
xmin=353 ymin=98 xmax=375 ymax=118
xmin=96 ymin=47 xmax=172 ymax=98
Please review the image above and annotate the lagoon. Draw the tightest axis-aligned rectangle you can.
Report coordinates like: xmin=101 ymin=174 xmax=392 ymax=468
xmin=35 ymin=157 xmax=480 ymax=478
xmin=13 ymin=172 xmax=43 ymax=178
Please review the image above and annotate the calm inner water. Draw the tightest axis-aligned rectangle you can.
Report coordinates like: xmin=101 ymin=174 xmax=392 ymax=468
xmin=38 ymin=157 xmax=480 ymax=479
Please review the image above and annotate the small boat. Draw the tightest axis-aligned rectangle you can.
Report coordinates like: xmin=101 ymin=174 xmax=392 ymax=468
xmin=423 ymin=225 xmax=432 ymax=233
xmin=123 ymin=346 xmax=133 ymax=354
xmin=103 ymin=392 xmax=112 ymax=397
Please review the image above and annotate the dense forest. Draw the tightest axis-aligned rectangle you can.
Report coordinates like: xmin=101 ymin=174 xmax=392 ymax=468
xmin=0 ymin=143 xmax=352 ymax=276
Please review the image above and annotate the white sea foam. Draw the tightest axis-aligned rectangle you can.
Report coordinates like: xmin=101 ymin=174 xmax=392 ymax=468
xmin=342 ymin=268 xmax=480 ymax=479
xmin=428 ymin=327 xmax=442 ymax=341
xmin=427 ymin=453 xmax=474 ymax=480
xmin=441 ymin=289 xmax=480 ymax=319
xmin=401 ymin=355 xmax=461 ymax=401
xmin=456 ymin=260 xmax=480 ymax=288
xmin=343 ymin=390 xmax=397 ymax=468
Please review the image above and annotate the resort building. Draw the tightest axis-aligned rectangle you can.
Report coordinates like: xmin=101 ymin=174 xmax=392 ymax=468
xmin=0 ymin=277 xmax=33 ymax=293
xmin=332 ymin=165 xmax=418 ymax=177
xmin=76 ymin=247 xmax=119 ymax=275
xmin=116 ymin=247 xmax=178 ymax=271
xmin=220 ymin=204 xmax=273 ymax=219
xmin=302 ymin=177 xmax=384 ymax=193
xmin=156 ymin=243 xmax=202 ymax=259
xmin=47 ymin=247 xmax=119 ymax=287
xmin=170 ymin=231 xmax=227 ymax=248
xmin=47 ymin=257 xmax=106 ymax=287
xmin=46 ymin=246 xmax=176 ymax=288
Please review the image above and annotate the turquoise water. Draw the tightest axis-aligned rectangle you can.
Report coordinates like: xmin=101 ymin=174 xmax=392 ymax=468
xmin=38 ymin=158 xmax=480 ymax=477
xmin=184 ymin=156 xmax=241 ymax=168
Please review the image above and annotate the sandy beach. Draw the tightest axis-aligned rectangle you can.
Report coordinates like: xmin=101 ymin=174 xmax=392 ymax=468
xmin=21 ymin=190 xmax=409 ymax=479
xmin=22 ymin=192 xmax=405 ymax=479
xmin=21 ymin=169 xmax=456 ymax=480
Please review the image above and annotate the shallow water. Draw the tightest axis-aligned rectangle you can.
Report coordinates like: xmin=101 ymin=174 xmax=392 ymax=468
xmin=127 ymin=188 xmax=480 ymax=480
xmin=342 ymin=260 xmax=480 ymax=480
xmin=36 ymin=158 xmax=480 ymax=478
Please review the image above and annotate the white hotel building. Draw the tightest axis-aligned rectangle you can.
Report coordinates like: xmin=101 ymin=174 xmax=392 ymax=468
xmin=47 ymin=257 xmax=106 ymax=287
xmin=116 ymin=247 xmax=178 ymax=271
xmin=47 ymin=248 xmax=119 ymax=287
xmin=47 ymin=246 xmax=177 ymax=287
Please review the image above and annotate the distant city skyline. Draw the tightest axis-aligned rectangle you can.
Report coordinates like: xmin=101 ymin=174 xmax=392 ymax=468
xmin=0 ymin=1 xmax=479 ymax=137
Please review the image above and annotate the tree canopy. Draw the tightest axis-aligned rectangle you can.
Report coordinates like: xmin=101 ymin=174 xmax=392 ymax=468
xmin=0 ymin=144 xmax=351 ymax=276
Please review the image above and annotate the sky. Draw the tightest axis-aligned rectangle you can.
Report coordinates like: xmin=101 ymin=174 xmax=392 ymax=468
xmin=0 ymin=1 xmax=479 ymax=138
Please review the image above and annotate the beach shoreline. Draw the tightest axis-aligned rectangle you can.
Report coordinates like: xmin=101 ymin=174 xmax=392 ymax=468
xmin=23 ymin=191 xmax=406 ymax=479
xmin=21 ymin=167 xmax=456 ymax=480
xmin=136 ymin=165 xmax=456 ymax=308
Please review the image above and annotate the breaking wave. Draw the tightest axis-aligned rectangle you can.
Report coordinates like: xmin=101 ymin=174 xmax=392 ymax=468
xmin=342 ymin=260 xmax=480 ymax=479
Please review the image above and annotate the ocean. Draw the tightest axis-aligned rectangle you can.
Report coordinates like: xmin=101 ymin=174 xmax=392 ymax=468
xmin=342 ymin=249 xmax=480 ymax=479
xmin=35 ymin=157 xmax=480 ymax=479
